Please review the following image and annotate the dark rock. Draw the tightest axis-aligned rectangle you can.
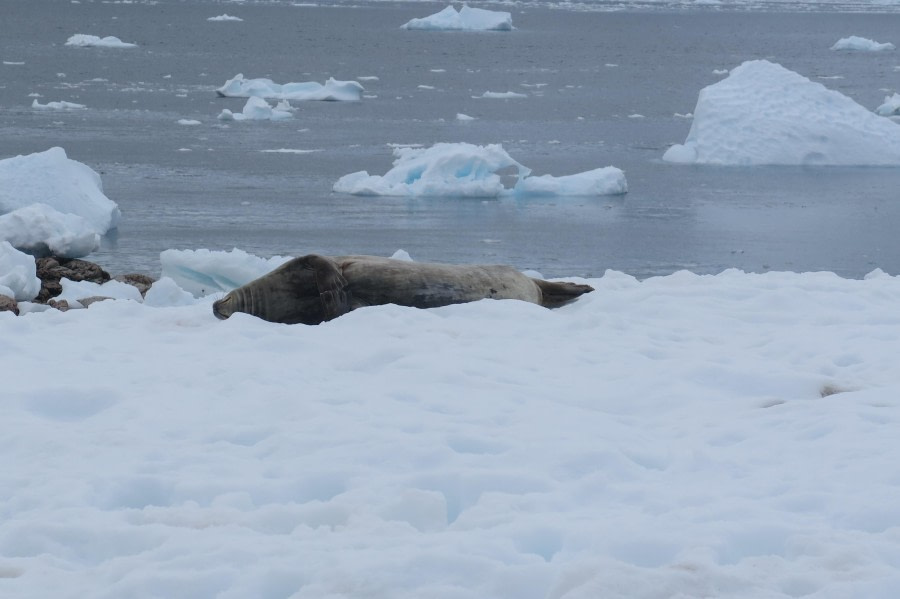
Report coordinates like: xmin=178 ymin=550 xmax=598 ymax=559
xmin=77 ymin=296 xmax=113 ymax=308
xmin=36 ymin=256 xmax=111 ymax=303
xmin=0 ymin=295 xmax=19 ymax=316
xmin=114 ymin=273 xmax=156 ymax=297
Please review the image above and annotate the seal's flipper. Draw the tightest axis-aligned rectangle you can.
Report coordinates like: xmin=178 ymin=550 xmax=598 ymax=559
xmin=532 ymin=279 xmax=594 ymax=307
xmin=298 ymin=254 xmax=350 ymax=321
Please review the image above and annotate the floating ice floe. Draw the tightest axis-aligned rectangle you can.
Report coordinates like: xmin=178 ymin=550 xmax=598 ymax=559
xmin=875 ymin=93 xmax=900 ymax=116
xmin=831 ymin=36 xmax=895 ymax=51
xmin=333 ymin=142 xmax=627 ymax=197
xmin=401 ymin=4 xmax=513 ymax=31
xmin=217 ymin=74 xmax=364 ymax=102
xmin=65 ymin=34 xmax=137 ymax=48
xmin=32 ymin=99 xmax=86 ymax=111
xmin=479 ymin=91 xmax=527 ymax=99
xmin=160 ymin=248 xmax=293 ymax=297
xmin=207 ymin=14 xmax=243 ymax=22
xmin=663 ymin=60 xmax=900 ymax=166
xmin=456 ymin=113 xmax=476 ymax=121
xmin=218 ymin=97 xmax=293 ymax=122
xmin=0 ymin=147 xmax=120 ymax=258
xmin=0 ymin=241 xmax=41 ymax=301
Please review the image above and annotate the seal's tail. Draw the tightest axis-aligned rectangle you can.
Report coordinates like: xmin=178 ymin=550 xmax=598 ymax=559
xmin=532 ymin=279 xmax=594 ymax=307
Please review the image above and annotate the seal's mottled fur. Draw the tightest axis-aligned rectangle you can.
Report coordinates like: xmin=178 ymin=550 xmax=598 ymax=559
xmin=213 ymin=254 xmax=593 ymax=324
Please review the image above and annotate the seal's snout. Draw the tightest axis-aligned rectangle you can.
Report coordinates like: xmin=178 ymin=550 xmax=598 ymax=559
xmin=212 ymin=295 xmax=233 ymax=320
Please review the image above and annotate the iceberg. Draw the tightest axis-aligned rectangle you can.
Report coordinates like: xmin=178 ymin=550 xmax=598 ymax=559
xmin=216 ymin=74 xmax=364 ymax=102
xmin=65 ymin=34 xmax=137 ymax=48
xmin=875 ymin=93 xmax=900 ymax=117
xmin=218 ymin=97 xmax=293 ymax=121
xmin=207 ymin=14 xmax=243 ymax=22
xmin=0 ymin=241 xmax=41 ymax=301
xmin=0 ymin=147 xmax=121 ymax=256
xmin=333 ymin=143 xmax=627 ymax=198
xmin=402 ymin=5 xmax=513 ymax=31
xmin=831 ymin=36 xmax=895 ymax=51
xmin=663 ymin=60 xmax=900 ymax=166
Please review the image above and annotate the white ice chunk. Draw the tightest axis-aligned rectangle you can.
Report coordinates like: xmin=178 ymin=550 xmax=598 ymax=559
xmin=402 ymin=5 xmax=513 ymax=31
xmin=218 ymin=97 xmax=293 ymax=121
xmin=57 ymin=278 xmax=144 ymax=306
xmin=0 ymin=241 xmax=40 ymax=301
xmin=0 ymin=204 xmax=99 ymax=258
xmin=160 ymin=248 xmax=293 ymax=297
xmin=32 ymin=100 xmax=86 ymax=110
xmin=663 ymin=60 xmax=900 ymax=166
xmin=143 ymin=277 xmax=199 ymax=307
xmin=65 ymin=34 xmax=137 ymax=48
xmin=0 ymin=147 xmax=121 ymax=235
xmin=514 ymin=167 xmax=628 ymax=196
xmin=334 ymin=142 xmax=627 ymax=198
xmin=217 ymin=74 xmax=364 ymax=102
xmin=831 ymin=36 xmax=895 ymax=51
xmin=207 ymin=14 xmax=243 ymax=22
xmin=875 ymin=93 xmax=900 ymax=116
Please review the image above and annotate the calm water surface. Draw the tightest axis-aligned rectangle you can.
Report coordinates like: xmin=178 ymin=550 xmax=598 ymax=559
xmin=2 ymin=1 xmax=900 ymax=278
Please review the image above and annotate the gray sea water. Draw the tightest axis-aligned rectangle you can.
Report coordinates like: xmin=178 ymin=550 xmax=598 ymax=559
xmin=2 ymin=0 xmax=900 ymax=278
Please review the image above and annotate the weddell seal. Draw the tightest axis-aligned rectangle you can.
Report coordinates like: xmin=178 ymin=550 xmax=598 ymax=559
xmin=212 ymin=254 xmax=593 ymax=324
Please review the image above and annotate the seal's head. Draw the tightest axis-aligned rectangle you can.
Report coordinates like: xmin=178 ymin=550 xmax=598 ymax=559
xmin=212 ymin=294 xmax=235 ymax=320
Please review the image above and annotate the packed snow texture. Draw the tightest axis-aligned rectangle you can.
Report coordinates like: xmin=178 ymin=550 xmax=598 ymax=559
xmin=207 ymin=14 xmax=243 ymax=22
xmin=0 ymin=148 xmax=120 ymax=257
xmin=663 ymin=60 xmax=900 ymax=165
xmin=217 ymin=74 xmax=364 ymax=102
xmin=218 ymin=97 xmax=293 ymax=121
xmin=159 ymin=247 xmax=292 ymax=297
xmin=875 ymin=92 xmax=900 ymax=116
xmin=0 ymin=204 xmax=100 ymax=258
xmin=3 ymin=247 xmax=900 ymax=598
xmin=0 ymin=241 xmax=40 ymax=301
xmin=31 ymin=99 xmax=85 ymax=110
xmin=64 ymin=34 xmax=137 ymax=48
xmin=333 ymin=143 xmax=626 ymax=197
xmin=401 ymin=4 xmax=513 ymax=31
xmin=830 ymin=35 xmax=896 ymax=51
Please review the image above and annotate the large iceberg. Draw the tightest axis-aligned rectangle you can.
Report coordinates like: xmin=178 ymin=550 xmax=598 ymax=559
xmin=401 ymin=5 xmax=513 ymax=31
xmin=0 ymin=241 xmax=41 ymax=301
xmin=663 ymin=60 xmax=900 ymax=166
xmin=830 ymin=36 xmax=895 ymax=51
xmin=160 ymin=248 xmax=292 ymax=297
xmin=0 ymin=148 xmax=120 ymax=257
xmin=216 ymin=74 xmax=364 ymax=102
xmin=65 ymin=34 xmax=137 ymax=48
xmin=218 ymin=97 xmax=293 ymax=122
xmin=333 ymin=143 xmax=627 ymax=197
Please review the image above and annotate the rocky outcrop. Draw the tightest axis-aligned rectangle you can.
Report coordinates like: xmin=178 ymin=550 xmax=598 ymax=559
xmin=114 ymin=273 xmax=155 ymax=297
xmin=36 ymin=256 xmax=111 ymax=303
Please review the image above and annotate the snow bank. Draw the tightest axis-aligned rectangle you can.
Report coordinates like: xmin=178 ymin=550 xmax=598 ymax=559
xmin=876 ymin=92 xmax=900 ymax=116
xmin=31 ymin=100 xmax=85 ymax=111
xmin=218 ymin=97 xmax=293 ymax=121
xmin=0 ymin=241 xmax=40 ymax=301
xmin=159 ymin=247 xmax=292 ymax=297
xmin=4 ymin=265 xmax=900 ymax=598
xmin=56 ymin=277 xmax=144 ymax=307
xmin=207 ymin=14 xmax=243 ymax=22
xmin=65 ymin=34 xmax=137 ymax=48
xmin=334 ymin=143 xmax=627 ymax=197
xmin=663 ymin=60 xmax=900 ymax=166
xmin=216 ymin=74 xmax=364 ymax=102
xmin=0 ymin=147 xmax=120 ymax=257
xmin=831 ymin=35 xmax=895 ymax=51
xmin=401 ymin=4 xmax=513 ymax=31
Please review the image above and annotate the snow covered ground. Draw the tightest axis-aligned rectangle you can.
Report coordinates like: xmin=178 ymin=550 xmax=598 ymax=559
xmin=3 ymin=251 xmax=900 ymax=598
